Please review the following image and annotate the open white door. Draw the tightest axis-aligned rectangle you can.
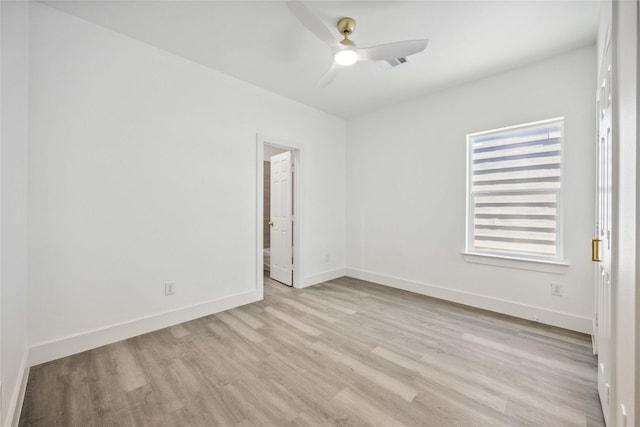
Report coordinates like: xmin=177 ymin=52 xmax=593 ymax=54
xmin=593 ymin=25 xmax=613 ymax=425
xmin=269 ymin=151 xmax=293 ymax=286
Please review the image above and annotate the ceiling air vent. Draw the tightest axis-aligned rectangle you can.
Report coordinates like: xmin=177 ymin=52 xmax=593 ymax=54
xmin=378 ymin=57 xmax=408 ymax=69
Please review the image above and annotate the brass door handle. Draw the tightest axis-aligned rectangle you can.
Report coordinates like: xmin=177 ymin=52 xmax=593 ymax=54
xmin=268 ymin=220 xmax=274 ymax=227
xmin=592 ymin=238 xmax=602 ymax=262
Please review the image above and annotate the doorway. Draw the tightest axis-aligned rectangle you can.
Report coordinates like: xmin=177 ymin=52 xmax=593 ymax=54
xmin=257 ymin=135 xmax=301 ymax=290
xmin=264 ymin=145 xmax=292 ymax=286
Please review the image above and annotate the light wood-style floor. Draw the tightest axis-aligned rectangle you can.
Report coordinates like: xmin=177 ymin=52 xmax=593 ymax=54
xmin=19 ymin=276 xmax=604 ymax=426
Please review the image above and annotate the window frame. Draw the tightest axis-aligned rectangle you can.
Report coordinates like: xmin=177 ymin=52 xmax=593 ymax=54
xmin=465 ymin=117 xmax=566 ymax=263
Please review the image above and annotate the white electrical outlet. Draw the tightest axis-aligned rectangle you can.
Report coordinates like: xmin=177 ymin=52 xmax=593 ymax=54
xmin=550 ymin=282 xmax=563 ymax=296
xmin=165 ymin=282 xmax=175 ymax=296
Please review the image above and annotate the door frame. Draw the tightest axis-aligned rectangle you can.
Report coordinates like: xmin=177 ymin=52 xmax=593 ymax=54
xmin=256 ymin=134 xmax=302 ymax=291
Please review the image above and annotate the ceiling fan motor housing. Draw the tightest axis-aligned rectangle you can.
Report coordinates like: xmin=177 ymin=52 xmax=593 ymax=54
xmin=337 ymin=17 xmax=356 ymax=37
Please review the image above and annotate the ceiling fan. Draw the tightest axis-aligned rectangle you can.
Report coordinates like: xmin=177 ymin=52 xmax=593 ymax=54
xmin=286 ymin=1 xmax=429 ymax=88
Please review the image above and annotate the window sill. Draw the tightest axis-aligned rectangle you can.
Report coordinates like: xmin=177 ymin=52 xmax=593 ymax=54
xmin=462 ymin=252 xmax=569 ymax=275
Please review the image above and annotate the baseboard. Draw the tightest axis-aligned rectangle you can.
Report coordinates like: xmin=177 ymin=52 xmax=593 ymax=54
xmin=6 ymin=349 xmax=29 ymax=427
xmin=29 ymin=289 xmax=261 ymax=366
xmin=301 ymin=268 xmax=346 ymax=288
xmin=345 ymin=268 xmax=592 ymax=334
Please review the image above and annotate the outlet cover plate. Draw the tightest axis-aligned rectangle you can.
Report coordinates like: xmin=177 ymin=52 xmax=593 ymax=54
xmin=165 ymin=282 xmax=175 ymax=296
xmin=550 ymin=282 xmax=563 ymax=296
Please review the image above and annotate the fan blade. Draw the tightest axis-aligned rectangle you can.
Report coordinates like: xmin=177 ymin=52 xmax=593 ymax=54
xmin=317 ymin=62 xmax=339 ymax=88
xmin=287 ymin=1 xmax=338 ymax=48
xmin=358 ymin=39 xmax=428 ymax=61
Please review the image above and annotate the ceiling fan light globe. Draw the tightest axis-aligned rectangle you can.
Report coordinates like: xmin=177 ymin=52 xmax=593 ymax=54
xmin=334 ymin=48 xmax=358 ymax=66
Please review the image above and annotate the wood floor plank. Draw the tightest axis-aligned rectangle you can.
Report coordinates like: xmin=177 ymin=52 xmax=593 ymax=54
xmin=313 ymin=340 xmax=419 ymax=402
xmin=168 ymin=324 xmax=191 ymax=339
xmin=110 ymin=341 xmax=147 ymax=393
xmin=334 ymin=387 xmax=407 ymax=427
xmin=215 ymin=311 xmax=266 ymax=343
xmin=227 ymin=307 xmax=265 ymax=329
xmin=412 ymin=387 xmax=514 ymax=427
xmin=278 ymin=297 xmax=339 ymax=323
xmin=264 ymin=306 xmax=324 ymax=336
xmin=372 ymin=345 xmax=508 ymax=412
xmin=19 ymin=275 xmax=605 ymax=427
xmin=299 ymin=292 xmax=359 ymax=315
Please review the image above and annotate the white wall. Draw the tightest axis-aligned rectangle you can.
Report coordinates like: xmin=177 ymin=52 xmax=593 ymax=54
xmin=28 ymin=3 xmax=346 ymax=364
xmin=1 ymin=2 xmax=30 ymax=426
xmin=346 ymin=46 xmax=596 ymax=333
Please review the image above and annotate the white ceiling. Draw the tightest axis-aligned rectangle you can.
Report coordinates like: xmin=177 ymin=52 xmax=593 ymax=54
xmin=43 ymin=1 xmax=600 ymax=118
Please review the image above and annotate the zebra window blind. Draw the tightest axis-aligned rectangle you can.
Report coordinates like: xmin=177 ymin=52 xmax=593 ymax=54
xmin=467 ymin=118 xmax=563 ymax=259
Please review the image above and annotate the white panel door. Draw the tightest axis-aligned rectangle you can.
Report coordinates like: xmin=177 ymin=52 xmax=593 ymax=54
xmin=270 ymin=151 xmax=293 ymax=286
xmin=594 ymin=28 xmax=613 ymax=426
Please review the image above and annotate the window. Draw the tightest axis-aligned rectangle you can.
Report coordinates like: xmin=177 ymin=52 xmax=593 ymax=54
xmin=466 ymin=118 xmax=563 ymax=261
